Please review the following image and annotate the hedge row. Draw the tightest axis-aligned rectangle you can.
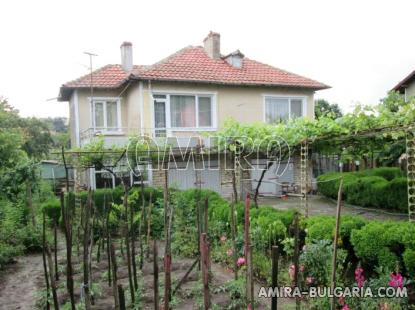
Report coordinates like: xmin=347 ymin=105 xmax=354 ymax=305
xmin=305 ymin=215 xmax=415 ymax=276
xmin=317 ymin=168 xmax=407 ymax=211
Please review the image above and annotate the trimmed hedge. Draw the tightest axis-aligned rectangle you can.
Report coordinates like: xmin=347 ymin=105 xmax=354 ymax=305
xmin=317 ymin=168 xmax=407 ymax=211
xmin=350 ymin=221 xmax=415 ymax=274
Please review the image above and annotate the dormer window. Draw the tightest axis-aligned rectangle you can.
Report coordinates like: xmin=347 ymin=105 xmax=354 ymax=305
xmin=223 ymin=50 xmax=244 ymax=69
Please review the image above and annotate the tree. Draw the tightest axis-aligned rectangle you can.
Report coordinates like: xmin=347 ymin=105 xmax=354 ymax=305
xmin=315 ymin=99 xmax=343 ymax=119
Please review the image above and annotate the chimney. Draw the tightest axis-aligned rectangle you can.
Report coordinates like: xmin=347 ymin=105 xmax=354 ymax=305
xmin=120 ymin=41 xmax=133 ymax=71
xmin=203 ymin=31 xmax=220 ymax=59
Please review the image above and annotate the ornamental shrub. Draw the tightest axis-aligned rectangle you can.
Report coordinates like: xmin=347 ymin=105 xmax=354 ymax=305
xmin=345 ymin=176 xmax=388 ymax=208
xmin=403 ymin=248 xmax=415 ymax=276
xmin=385 ymin=177 xmax=408 ymax=212
xmin=317 ymin=168 xmax=407 ymax=211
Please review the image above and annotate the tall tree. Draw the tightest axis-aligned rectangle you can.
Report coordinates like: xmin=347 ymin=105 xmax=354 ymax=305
xmin=315 ymin=99 xmax=343 ymax=119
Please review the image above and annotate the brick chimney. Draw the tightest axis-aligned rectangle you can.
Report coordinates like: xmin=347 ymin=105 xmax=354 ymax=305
xmin=203 ymin=32 xmax=220 ymax=59
xmin=120 ymin=41 xmax=133 ymax=71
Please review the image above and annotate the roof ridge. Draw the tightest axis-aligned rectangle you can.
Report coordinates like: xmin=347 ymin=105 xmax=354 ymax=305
xmin=138 ymin=45 xmax=198 ymax=74
xmin=62 ymin=64 xmax=115 ymax=87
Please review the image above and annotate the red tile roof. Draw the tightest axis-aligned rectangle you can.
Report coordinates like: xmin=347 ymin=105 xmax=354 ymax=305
xmin=59 ymin=46 xmax=329 ymax=100
xmin=62 ymin=64 xmax=146 ymax=88
xmin=134 ymin=46 xmax=329 ymax=89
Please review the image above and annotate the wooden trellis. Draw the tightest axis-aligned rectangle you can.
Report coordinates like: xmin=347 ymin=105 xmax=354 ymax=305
xmin=406 ymin=130 xmax=415 ymax=221
xmin=300 ymin=140 xmax=309 ymax=217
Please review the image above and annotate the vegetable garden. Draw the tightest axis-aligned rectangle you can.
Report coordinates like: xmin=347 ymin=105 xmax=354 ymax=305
xmin=2 ymin=93 xmax=415 ymax=309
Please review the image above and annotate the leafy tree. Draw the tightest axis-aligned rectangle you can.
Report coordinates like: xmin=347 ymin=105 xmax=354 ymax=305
xmin=314 ymin=99 xmax=342 ymax=119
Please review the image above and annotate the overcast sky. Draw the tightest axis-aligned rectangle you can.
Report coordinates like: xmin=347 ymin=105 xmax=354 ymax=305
xmin=0 ymin=0 xmax=414 ymax=118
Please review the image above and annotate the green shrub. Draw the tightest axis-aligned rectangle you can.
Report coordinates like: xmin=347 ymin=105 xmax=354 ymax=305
xmin=0 ymin=242 xmax=23 ymax=269
xmin=359 ymin=167 xmax=404 ymax=181
xmin=317 ymin=172 xmax=358 ymax=200
xmin=317 ymin=168 xmax=407 ymax=211
xmin=378 ymin=248 xmax=399 ymax=272
xmin=41 ymin=198 xmax=61 ymax=222
xmin=345 ymin=176 xmax=388 ymax=208
xmin=403 ymin=248 xmax=415 ymax=276
xmin=385 ymin=177 xmax=408 ymax=212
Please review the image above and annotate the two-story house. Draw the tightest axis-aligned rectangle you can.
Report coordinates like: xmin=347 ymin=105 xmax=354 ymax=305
xmin=58 ymin=32 xmax=329 ymax=196
xmin=392 ymin=69 xmax=415 ymax=101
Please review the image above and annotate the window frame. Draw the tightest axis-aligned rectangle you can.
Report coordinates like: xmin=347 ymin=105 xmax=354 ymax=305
xmin=89 ymin=97 xmax=122 ymax=133
xmin=263 ymin=95 xmax=307 ymax=123
xmin=151 ymin=92 xmax=217 ymax=134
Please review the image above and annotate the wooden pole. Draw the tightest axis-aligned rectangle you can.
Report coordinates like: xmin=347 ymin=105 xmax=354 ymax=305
xmin=42 ymin=212 xmax=51 ymax=310
xmin=54 ymin=220 xmax=59 ymax=281
xmin=131 ymin=185 xmax=138 ymax=289
xmin=82 ymin=190 xmax=92 ymax=310
xmin=247 ymin=244 xmax=254 ymax=310
xmin=146 ymin=192 xmax=153 ymax=258
xmin=230 ymin=195 xmax=238 ymax=280
xmin=173 ymin=258 xmax=199 ymax=295
xmin=110 ymin=241 xmax=120 ymax=310
xmin=163 ymin=168 xmax=172 ymax=310
xmin=153 ymin=240 xmax=159 ymax=310
xmin=60 ymin=192 xmax=75 ymax=310
xmin=293 ymin=213 xmax=300 ymax=310
xmin=118 ymin=284 xmax=126 ymax=310
xmin=271 ymin=246 xmax=279 ymax=310
xmin=330 ymin=178 xmax=344 ymax=310
xmin=124 ymin=188 xmax=135 ymax=303
xmin=200 ymin=233 xmax=210 ymax=310
xmin=46 ymin=246 xmax=60 ymax=310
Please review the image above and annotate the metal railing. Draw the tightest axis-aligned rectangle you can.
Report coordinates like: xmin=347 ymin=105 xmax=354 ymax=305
xmin=79 ymin=127 xmax=218 ymax=148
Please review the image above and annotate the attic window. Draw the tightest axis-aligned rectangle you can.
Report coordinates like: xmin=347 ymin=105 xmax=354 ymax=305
xmin=224 ymin=50 xmax=244 ymax=69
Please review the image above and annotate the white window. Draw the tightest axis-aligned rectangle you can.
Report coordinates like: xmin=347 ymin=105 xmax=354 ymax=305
xmin=153 ymin=93 xmax=215 ymax=131
xmin=91 ymin=98 xmax=121 ymax=131
xmin=264 ymin=96 xmax=305 ymax=123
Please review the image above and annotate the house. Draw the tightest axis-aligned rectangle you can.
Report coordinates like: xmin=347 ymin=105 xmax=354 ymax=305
xmin=58 ymin=32 xmax=329 ymax=196
xmin=392 ymin=69 xmax=415 ymax=101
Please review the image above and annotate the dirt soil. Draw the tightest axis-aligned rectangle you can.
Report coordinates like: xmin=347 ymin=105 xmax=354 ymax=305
xmin=0 ymin=237 xmax=286 ymax=309
xmin=0 ymin=253 xmax=44 ymax=310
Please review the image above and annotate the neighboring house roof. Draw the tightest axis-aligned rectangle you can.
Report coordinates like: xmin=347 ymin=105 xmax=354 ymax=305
xmin=391 ymin=69 xmax=415 ymax=93
xmin=59 ymin=46 xmax=329 ymax=101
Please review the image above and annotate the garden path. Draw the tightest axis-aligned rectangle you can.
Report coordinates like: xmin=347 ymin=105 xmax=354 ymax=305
xmin=259 ymin=195 xmax=407 ymax=221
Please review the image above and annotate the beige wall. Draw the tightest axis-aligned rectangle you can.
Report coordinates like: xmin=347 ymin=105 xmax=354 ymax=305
xmin=69 ymin=81 xmax=315 ymax=146
xmin=143 ymin=81 xmax=315 ymax=131
xmin=406 ymin=81 xmax=415 ymax=99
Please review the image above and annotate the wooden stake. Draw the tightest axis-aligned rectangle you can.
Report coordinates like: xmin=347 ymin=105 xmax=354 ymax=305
xmin=163 ymin=168 xmax=172 ymax=310
xmin=46 ymin=245 xmax=60 ymax=310
xmin=146 ymin=192 xmax=153 ymax=258
xmin=293 ymin=213 xmax=300 ymax=310
xmin=60 ymin=192 xmax=75 ymax=310
xmin=118 ymin=284 xmax=126 ymax=310
xmin=42 ymin=212 xmax=51 ymax=310
xmin=200 ymin=233 xmax=210 ymax=310
xmin=173 ymin=258 xmax=199 ymax=295
xmin=230 ymin=196 xmax=238 ymax=280
xmin=124 ymin=189 xmax=135 ymax=303
xmin=330 ymin=178 xmax=344 ymax=310
xmin=153 ymin=240 xmax=159 ymax=310
xmin=271 ymin=246 xmax=279 ymax=310
xmin=110 ymin=240 xmax=120 ymax=310
xmin=54 ymin=220 xmax=59 ymax=281
xmin=82 ymin=190 xmax=92 ymax=310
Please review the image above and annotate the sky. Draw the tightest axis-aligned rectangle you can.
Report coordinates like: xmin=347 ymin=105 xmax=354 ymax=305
xmin=0 ymin=0 xmax=414 ymax=118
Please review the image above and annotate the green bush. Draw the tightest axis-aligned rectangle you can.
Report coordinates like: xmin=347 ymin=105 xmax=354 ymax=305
xmin=385 ymin=177 xmax=408 ymax=212
xmin=305 ymin=215 xmax=366 ymax=246
xmin=403 ymin=248 xmax=415 ymax=276
xmin=317 ymin=168 xmax=406 ymax=211
xmin=0 ymin=242 xmax=23 ymax=269
xmin=317 ymin=172 xmax=358 ymax=200
xmin=359 ymin=167 xmax=404 ymax=181
xmin=41 ymin=198 xmax=61 ymax=222
xmin=345 ymin=176 xmax=388 ymax=208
